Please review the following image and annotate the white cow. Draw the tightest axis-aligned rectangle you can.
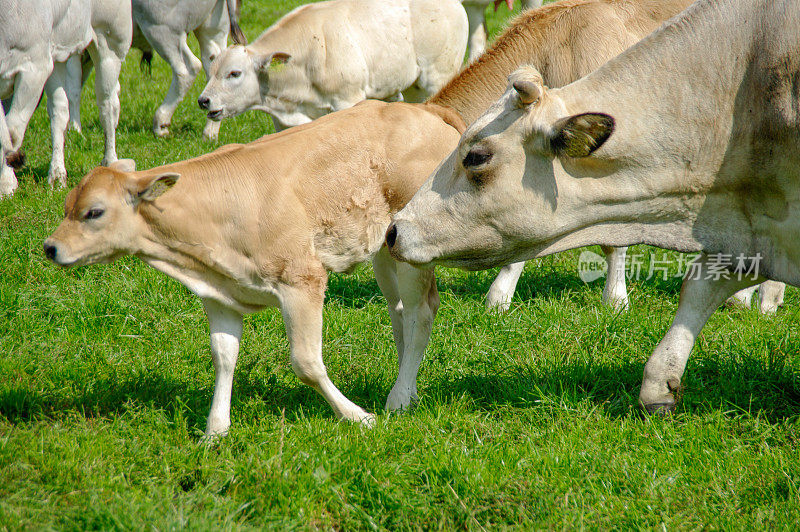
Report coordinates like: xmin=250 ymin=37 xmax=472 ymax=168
xmin=462 ymin=0 xmax=542 ymax=61
xmin=387 ymin=0 xmax=800 ymax=413
xmin=131 ymin=0 xmax=245 ymax=140
xmin=0 ymin=0 xmax=93 ymax=195
xmin=198 ymin=0 xmax=468 ymax=132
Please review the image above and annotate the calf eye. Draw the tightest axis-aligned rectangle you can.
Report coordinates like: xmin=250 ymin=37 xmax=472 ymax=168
xmin=227 ymin=70 xmax=242 ymax=79
xmin=84 ymin=208 xmax=105 ymax=220
xmin=463 ymin=146 xmax=493 ymax=168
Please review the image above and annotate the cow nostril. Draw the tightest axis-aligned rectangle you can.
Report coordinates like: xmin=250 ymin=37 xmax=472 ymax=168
xmin=385 ymin=224 xmax=397 ymax=248
xmin=198 ymin=96 xmax=210 ymax=110
xmin=44 ymin=243 xmax=57 ymax=262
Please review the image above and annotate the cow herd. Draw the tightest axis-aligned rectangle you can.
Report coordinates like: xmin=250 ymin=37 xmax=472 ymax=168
xmin=4 ymin=0 xmax=798 ymax=438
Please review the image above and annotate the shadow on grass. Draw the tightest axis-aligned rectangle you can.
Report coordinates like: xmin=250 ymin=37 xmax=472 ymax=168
xmin=2 ymin=348 xmax=798 ymax=429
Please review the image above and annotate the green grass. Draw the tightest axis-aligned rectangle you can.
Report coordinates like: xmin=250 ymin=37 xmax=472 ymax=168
xmin=2 ymin=1 xmax=799 ymax=529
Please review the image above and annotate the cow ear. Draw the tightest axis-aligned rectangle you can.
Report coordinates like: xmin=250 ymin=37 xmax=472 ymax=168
xmin=136 ymin=172 xmax=180 ymax=202
xmin=109 ymin=158 xmax=136 ymax=172
xmin=550 ymin=113 xmax=615 ymax=158
xmin=255 ymin=52 xmax=291 ymax=74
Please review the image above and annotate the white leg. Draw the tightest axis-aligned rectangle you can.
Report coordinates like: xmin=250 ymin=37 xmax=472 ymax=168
xmin=280 ymin=283 xmax=374 ymax=424
xmin=639 ymin=253 xmax=758 ymax=413
xmin=463 ymin=3 xmax=488 ymax=62
xmin=601 ymin=245 xmax=629 ymax=310
xmin=0 ymin=110 xmax=16 ymax=197
xmin=373 ymin=247 xmax=405 ymax=368
xmin=5 ymin=62 xmax=52 ymax=155
xmin=45 ymin=62 xmax=70 ymax=188
xmin=486 ymin=261 xmax=525 ymax=311
xmin=521 ymin=0 xmax=543 ymax=10
xmin=66 ymin=55 xmax=83 ymax=133
xmin=727 ymin=285 xmax=757 ymax=309
xmin=195 ymin=18 xmax=227 ymax=141
xmin=379 ymin=252 xmax=439 ymax=412
xmin=87 ymin=28 xmax=129 ymax=166
xmin=202 ymin=299 xmax=243 ymax=438
xmin=758 ymin=280 xmax=785 ymax=314
xmin=139 ymin=25 xmax=201 ymax=138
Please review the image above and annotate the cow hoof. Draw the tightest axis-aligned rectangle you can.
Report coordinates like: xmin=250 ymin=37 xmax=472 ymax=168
xmin=68 ymin=120 xmax=82 ymax=135
xmin=202 ymin=131 xmax=218 ymax=142
xmin=6 ymin=149 xmax=25 ymax=169
xmin=641 ymin=401 xmax=676 ymax=415
xmin=385 ymin=389 xmax=419 ymax=412
xmin=48 ymin=169 xmax=67 ymax=189
xmin=359 ymin=412 xmax=377 ymax=428
xmin=153 ymin=124 xmax=170 ymax=138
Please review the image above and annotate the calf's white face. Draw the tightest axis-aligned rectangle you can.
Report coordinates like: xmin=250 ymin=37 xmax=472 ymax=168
xmin=387 ymin=67 xmax=615 ymax=270
xmin=198 ymin=45 xmax=290 ymax=122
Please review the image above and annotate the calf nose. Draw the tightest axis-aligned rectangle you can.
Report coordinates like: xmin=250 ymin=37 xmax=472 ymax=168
xmin=43 ymin=242 xmax=57 ymax=262
xmin=385 ymin=223 xmax=397 ymax=249
xmin=198 ymin=96 xmax=210 ymax=110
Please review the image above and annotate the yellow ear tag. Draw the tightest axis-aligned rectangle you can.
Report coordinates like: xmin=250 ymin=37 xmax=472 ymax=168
xmin=270 ymin=58 xmax=286 ymax=72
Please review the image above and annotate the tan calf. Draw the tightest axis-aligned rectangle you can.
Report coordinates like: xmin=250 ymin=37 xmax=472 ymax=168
xmin=44 ymin=99 xmax=463 ymax=437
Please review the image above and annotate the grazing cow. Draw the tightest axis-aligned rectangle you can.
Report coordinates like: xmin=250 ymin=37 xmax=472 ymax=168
xmin=386 ymin=0 xmax=800 ymax=412
xmin=44 ymin=100 xmax=464 ymax=437
xmin=197 ymin=0 xmax=468 ymax=132
xmin=0 ymin=0 xmax=93 ymax=195
xmin=132 ymin=0 xmax=246 ymax=140
xmin=462 ymin=0 xmax=542 ymax=62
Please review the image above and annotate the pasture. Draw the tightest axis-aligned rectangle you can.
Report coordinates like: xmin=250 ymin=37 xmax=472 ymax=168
xmin=1 ymin=0 xmax=799 ymax=528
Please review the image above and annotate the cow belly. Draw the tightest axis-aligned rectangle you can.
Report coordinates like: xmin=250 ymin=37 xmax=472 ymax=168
xmin=314 ymin=216 xmax=392 ymax=273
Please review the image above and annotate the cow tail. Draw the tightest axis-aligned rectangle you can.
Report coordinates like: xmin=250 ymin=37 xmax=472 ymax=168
xmin=227 ymin=0 xmax=247 ymax=45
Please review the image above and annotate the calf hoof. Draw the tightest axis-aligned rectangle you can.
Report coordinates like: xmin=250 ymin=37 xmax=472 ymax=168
xmin=153 ymin=123 xmax=170 ymax=138
xmin=6 ymin=149 xmax=25 ymax=169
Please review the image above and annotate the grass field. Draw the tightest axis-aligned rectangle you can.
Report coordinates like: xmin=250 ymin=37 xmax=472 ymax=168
xmin=2 ymin=0 xmax=799 ymax=529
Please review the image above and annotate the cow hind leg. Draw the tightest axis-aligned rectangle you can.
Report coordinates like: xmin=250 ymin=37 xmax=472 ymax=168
xmin=639 ymin=253 xmax=758 ymax=413
xmin=463 ymin=3 xmax=488 ymax=62
xmin=0 ymin=111 xmax=16 ymax=197
xmin=45 ymin=62 xmax=71 ymax=188
xmin=601 ymin=246 xmax=629 ymax=311
xmin=383 ymin=258 xmax=438 ymax=412
xmin=202 ymin=299 xmax=243 ymax=439
xmin=139 ymin=26 xmax=201 ymax=138
xmin=486 ymin=261 xmax=525 ymax=311
xmin=66 ymin=55 xmax=84 ymax=133
xmin=280 ymin=283 xmax=375 ymax=425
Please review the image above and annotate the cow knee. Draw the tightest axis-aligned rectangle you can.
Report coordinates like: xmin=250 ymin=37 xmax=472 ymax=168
xmin=290 ymin=356 xmax=327 ymax=387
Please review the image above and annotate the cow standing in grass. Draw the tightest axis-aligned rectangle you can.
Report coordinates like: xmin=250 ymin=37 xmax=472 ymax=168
xmin=44 ymin=100 xmax=463 ymax=437
xmin=197 ymin=0 xmax=468 ymax=132
xmin=386 ymin=0 xmax=800 ymax=412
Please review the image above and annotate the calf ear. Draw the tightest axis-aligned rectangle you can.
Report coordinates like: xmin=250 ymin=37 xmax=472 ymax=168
xmin=136 ymin=172 xmax=180 ymax=202
xmin=254 ymin=52 xmax=291 ymax=75
xmin=550 ymin=113 xmax=615 ymax=158
xmin=109 ymin=159 xmax=136 ymax=172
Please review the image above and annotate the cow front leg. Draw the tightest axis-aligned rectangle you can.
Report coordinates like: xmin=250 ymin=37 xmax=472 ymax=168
xmin=601 ymin=246 xmax=629 ymax=310
xmin=384 ymin=261 xmax=438 ymax=411
xmin=202 ymin=299 xmax=243 ymax=438
xmin=463 ymin=2 xmax=488 ymax=62
xmin=486 ymin=261 xmax=525 ymax=311
xmin=195 ymin=19 xmax=227 ymax=141
xmin=639 ymin=253 xmax=758 ymax=413
xmin=0 ymin=111 xmax=16 ymax=197
xmin=280 ymin=284 xmax=374 ymax=425
xmin=45 ymin=62 xmax=70 ymax=188
xmin=88 ymin=28 xmax=129 ymax=166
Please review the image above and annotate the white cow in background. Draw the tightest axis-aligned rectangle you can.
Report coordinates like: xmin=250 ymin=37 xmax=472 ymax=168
xmin=0 ymin=0 xmax=93 ymax=196
xmin=462 ymin=0 xmax=543 ymax=61
xmin=198 ymin=0 xmax=468 ymax=133
xmin=131 ymin=0 xmax=246 ymax=140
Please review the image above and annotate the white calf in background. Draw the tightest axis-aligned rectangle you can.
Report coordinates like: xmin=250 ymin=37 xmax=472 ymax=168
xmin=198 ymin=0 xmax=468 ymax=132
xmin=462 ymin=0 xmax=543 ymax=62
xmin=131 ymin=0 xmax=246 ymax=140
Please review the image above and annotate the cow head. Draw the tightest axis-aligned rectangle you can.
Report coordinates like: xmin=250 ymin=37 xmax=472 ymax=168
xmin=44 ymin=160 xmax=180 ymax=267
xmin=386 ymin=66 xmax=615 ymax=270
xmin=198 ymin=45 xmax=290 ymax=123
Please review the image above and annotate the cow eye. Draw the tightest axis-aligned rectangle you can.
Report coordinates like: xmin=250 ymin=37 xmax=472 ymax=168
xmin=463 ymin=147 xmax=493 ymax=168
xmin=227 ymin=70 xmax=242 ymax=79
xmin=84 ymin=208 xmax=105 ymax=220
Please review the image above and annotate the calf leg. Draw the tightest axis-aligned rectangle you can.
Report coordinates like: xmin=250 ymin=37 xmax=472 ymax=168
xmin=139 ymin=25 xmax=202 ymax=138
xmin=383 ymin=259 xmax=439 ymax=411
xmin=486 ymin=262 xmax=525 ymax=311
xmin=87 ymin=26 xmax=130 ymax=166
xmin=601 ymin=246 xmax=629 ymax=310
xmin=202 ymin=299 xmax=243 ymax=438
xmin=45 ymin=62 xmax=70 ymax=188
xmin=280 ymin=284 xmax=374 ymax=424
xmin=463 ymin=3 xmax=488 ymax=62
xmin=639 ymin=253 xmax=758 ymax=413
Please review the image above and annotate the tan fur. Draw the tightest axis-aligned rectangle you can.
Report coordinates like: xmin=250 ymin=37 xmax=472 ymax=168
xmin=429 ymin=0 xmax=693 ymax=125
